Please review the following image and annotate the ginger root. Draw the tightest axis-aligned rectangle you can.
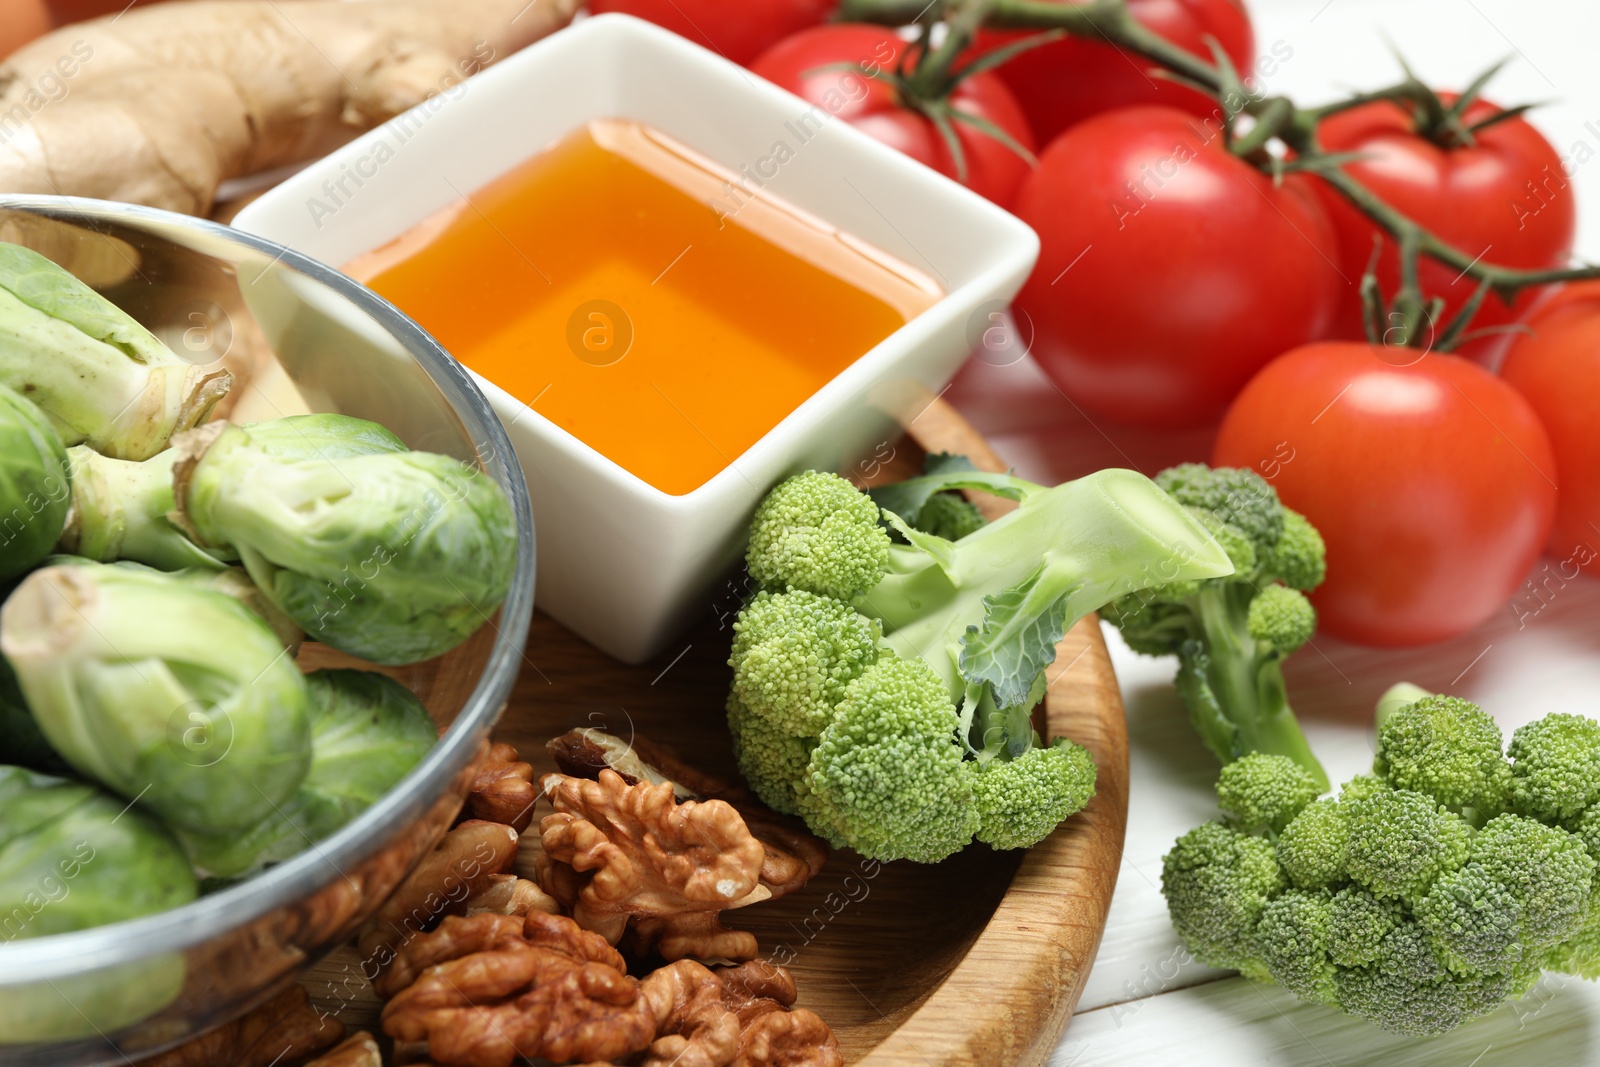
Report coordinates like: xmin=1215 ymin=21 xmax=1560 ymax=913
xmin=0 ymin=0 xmax=579 ymax=214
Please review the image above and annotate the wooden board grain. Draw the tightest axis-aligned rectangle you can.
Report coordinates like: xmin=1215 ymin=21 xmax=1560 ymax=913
xmin=299 ymin=398 xmax=1128 ymax=1065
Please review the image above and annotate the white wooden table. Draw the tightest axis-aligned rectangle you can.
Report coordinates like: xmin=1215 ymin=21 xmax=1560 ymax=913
xmin=950 ymin=1 xmax=1600 ymax=1061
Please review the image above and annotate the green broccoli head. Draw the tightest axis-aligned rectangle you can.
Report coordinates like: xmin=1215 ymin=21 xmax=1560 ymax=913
xmin=799 ymin=656 xmax=979 ymax=863
xmin=1343 ymin=790 xmax=1472 ymax=905
xmin=1245 ymin=585 xmax=1317 ymax=656
xmin=1104 ymin=465 xmax=1329 ymax=790
xmin=1258 ymin=889 xmax=1338 ymax=1005
xmin=746 ymin=471 xmax=890 ymax=600
xmin=1276 ymin=798 xmax=1350 ymax=890
xmin=911 ymin=491 xmax=987 ymax=542
xmin=1416 ymin=862 xmax=1526 ymax=975
xmin=1508 ymin=713 xmax=1600 ymax=822
xmin=1216 ymin=753 xmax=1321 ymax=834
xmin=729 ymin=589 xmax=881 ymax=738
xmin=1468 ymin=813 xmax=1595 ymax=947
xmin=727 ymin=694 xmax=814 ymax=816
xmin=971 ymin=739 xmax=1096 ymax=851
xmin=1265 ymin=509 xmax=1327 ymax=591
xmin=1374 ymin=695 xmax=1512 ymax=818
xmin=1155 ymin=464 xmax=1284 ymax=550
xmin=1162 ymin=820 xmax=1286 ymax=979
xmin=1327 ymin=887 xmax=1402 ymax=968
xmin=1335 ymin=920 xmax=1516 ymax=1037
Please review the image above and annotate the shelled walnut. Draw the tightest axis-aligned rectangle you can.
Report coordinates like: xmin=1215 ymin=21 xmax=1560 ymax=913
xmin=547 ymin=730 xmax=828 ymax=899
xmin=380 ymin=910 xmax=656 ymax=1067
xmin=640 ymin=959 xmax=842 ymax=1067
xmin=135 ymin=985 xmax=343 ymax=1066
xmin=358 ymin=819 xmax=520 ymax=964
xmin=304 ymin=1031 xmax=383 ymax=1067
xmin=538 ymin=770 xmax=769 ymax=962
xmin=465 ymin=743 xmax=538 ymax=831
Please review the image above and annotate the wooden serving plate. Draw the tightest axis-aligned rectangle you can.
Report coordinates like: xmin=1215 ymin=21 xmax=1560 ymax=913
xmin=300 ymin=398 xmax=1129 ymax=1066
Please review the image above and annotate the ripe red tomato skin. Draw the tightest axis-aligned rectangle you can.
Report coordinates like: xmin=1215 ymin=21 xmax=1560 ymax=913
xmin=1214 ymin=342 xmax=1558 ymax=648
xmin=1012 ymin=106 xmax=1342 ymax=429
xmin=973 ymin=0 xmax=1255 ymax=145
xmin=749 ymin=25 xmax=1036 ymax=208
xmin=1500 ymin=282 xmax=1600 ymax=575
xmin=1314 ymin=95 xmax=1576 ymax=363
xmin=589 ymin=0 xmax=835 ymax=67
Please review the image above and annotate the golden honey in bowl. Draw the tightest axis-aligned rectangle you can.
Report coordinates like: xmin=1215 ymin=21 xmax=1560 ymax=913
xmin=347 ymin=119 xmax=942 ymax=496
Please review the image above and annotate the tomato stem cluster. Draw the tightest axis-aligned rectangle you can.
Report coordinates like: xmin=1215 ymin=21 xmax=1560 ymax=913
xmin=841 ymin=0 xmax=1600 ymax=338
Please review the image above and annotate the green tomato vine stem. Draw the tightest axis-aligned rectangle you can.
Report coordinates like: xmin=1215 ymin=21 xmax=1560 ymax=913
xmin=840 ymin=0 xmax=1600 ymax=337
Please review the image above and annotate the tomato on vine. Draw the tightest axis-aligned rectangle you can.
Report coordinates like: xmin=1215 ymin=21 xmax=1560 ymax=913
xmin=1500 ymin=282 xmax=1600 ymax=577
xmin=750 ymin=24 xmax=1037 ymax=208
xmin=1012 ymin=106 xmax=1342 ymax=429
xmin=1214 ymin=342 xmax=1557 ymax=647
xmin=1313 ymin=89 xmax=1575 ymax=363
xmin=972 ymin=0 xmax=1257 ymax=145
xmin=590 ymin=0 xmax=837 ymax=67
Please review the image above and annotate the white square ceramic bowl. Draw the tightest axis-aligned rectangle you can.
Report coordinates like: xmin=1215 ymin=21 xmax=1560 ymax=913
xmin=234 ymin=13 xmax=1039 ymax=664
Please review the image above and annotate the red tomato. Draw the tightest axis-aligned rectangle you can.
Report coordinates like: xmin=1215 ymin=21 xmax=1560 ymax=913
xmin=1500 ymin=282 xmax=1600 ymax=576
xmin=1214 ymin=342 xmax=1557 ymax=647
xmin=750 ymin=24 xmax=1036 ymax=208
xmin=1012 ymin=106 xmax=1342 ymax=429
xmin=972 ymin=0 xmax=1256 ymax=145
xmin=1314 ymin=95 xmax=1575 ymax=363
xmin=591 ymin=0 xmax=835 ymax=67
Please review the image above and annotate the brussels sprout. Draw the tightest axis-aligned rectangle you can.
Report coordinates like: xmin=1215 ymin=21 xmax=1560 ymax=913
xmin=59 ymin=446 xmax=234 ymax=572
xmin=0 ymin=243 xmax=230 ymax=460
xmin=176 ymin=419 xmax=517 ymax=664
xmin=0 ymin=658 xmax=68 ymax=775
xmin=182 ymin=669 xmax=437 ymax=877
xmin=0 ymin=766 xmax=192 ymax=1042
xmin=0 ymin=383 xmax=70 ymax=579
xmin=0 ymin=765 xmax=196 ymax=941
xmin=42 ymin=556 xmax=303 ymax=650
xmin=0 ymin=563 xmax=312 ymax=834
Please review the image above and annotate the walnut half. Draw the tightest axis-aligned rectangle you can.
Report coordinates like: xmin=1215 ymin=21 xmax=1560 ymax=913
xmin=546 ymin=730 xmax=828 ymax=901
xmin=639 ymin=959 xmax=842 ymax=1067
xmin=538 ymin=770 xmax=769 ymax=962
xmin=380 ymin=910 xmax=655 ymax=1067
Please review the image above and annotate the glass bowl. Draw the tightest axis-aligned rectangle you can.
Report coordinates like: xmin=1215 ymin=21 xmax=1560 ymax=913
xmin=0 ymin=195 xmax=537 ymax=1066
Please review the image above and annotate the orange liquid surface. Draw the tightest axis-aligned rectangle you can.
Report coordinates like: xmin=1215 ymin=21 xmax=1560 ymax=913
xmin=350 ymin=120 xmax=942 ymax=495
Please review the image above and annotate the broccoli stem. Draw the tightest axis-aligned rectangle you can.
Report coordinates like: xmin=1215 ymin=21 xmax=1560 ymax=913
xmin=1193 ymin=585 xmax=1328 ymax=791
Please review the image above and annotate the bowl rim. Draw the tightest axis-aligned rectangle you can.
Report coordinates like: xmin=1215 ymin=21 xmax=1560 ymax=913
xmin=0 ymin=195 xmax=538 ymax=981
xmin=232 ymin=12 xmax=1042 ymax=510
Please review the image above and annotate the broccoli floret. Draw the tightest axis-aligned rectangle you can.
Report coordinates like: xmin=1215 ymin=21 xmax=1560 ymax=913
xmin=799 ymin=657 xmax=980 ymax=863
xmin=1216 ymin=753 xmax=1321 ymax=834
xmin=1104 ymin=464 xmax=1329 ymax=790
xmin=1155 ymin=463 xmax=1283 ymax=547
xmin=729 ymin=590 xmax=881 ymax=738
xmin=1468 ymin=813 xmax=1595 ymax=946
xmin=1335 ymin=920 xmax=1514 ymax=1037
xmin=1258 ymin=889 xmax=1338 ymax=1004
xmin=1344 ymin=791 xmax=1472 ymax=905
xmin=1264 ymin=509 xmax=1327 ymax=592
xmin=1374 ymin=694 xmax=1512 ymax=820
xmin=1339 ymin=773 xmax=1392 ymax=803
xmin=730 ymin=464 xmax=1233 ymax=862
xmin=1327 ymin=888 xmax=1402 ymax=968
xmin=746 ymin=471 xmax=890 ymax=600
xmin=1164 ymin=694 xmax=1600 ymax=1037
xmin=1277 ymin=798 xmax=1350 ymax=890
xmin=727 ymin=695 xmax=815 ymax=815
xmin=971 ymin=740 xmax=1096 ymax=850
xmin=1162 ymin=820 xmax=1285 ymax=980
xmin=1245 ymin=584 xmax=1316 ymax=656
xmin=911 ymin=491 xmax=988 ymax=541
xmin=1508 ymin=713 xmax=1600 ymax=822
